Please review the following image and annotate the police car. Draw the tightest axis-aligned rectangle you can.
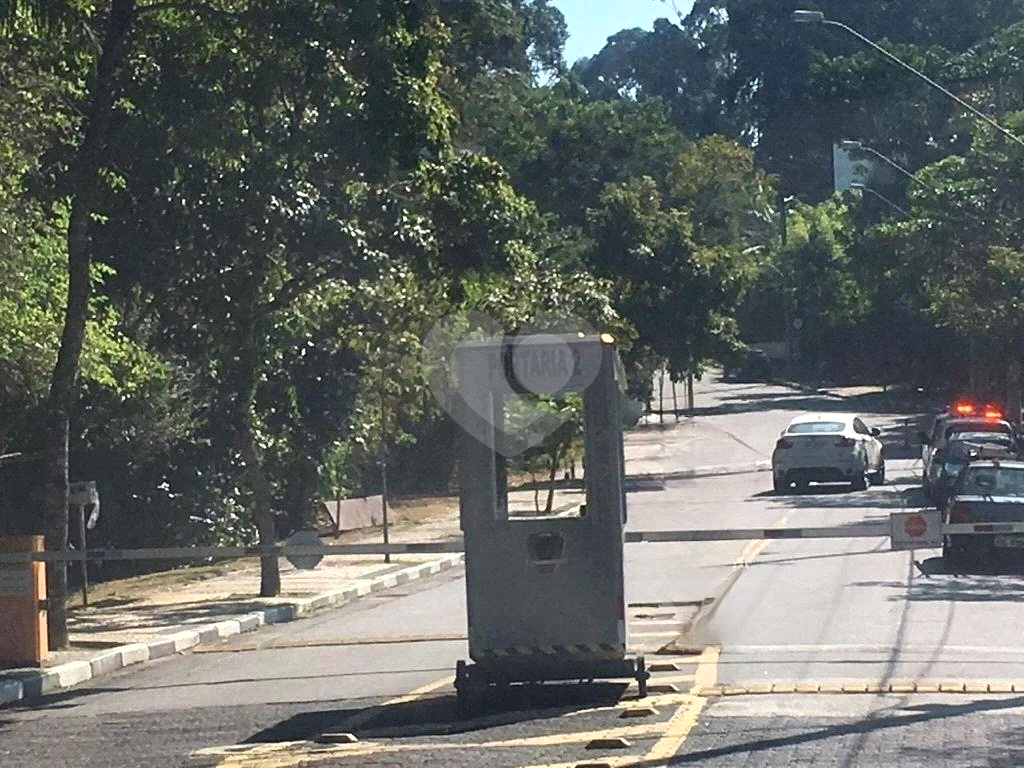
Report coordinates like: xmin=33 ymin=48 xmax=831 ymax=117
xmin=920 ymin=402 xmax=1016 ymax=499
xmin=930 ymin=433 xmax=1019 ymax=509
xmin=943 ymin=458 xmax=1024 ymax=572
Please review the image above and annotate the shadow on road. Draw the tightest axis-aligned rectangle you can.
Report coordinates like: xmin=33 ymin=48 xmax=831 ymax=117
xmin=749 ymin=544 xmax=889 ymax=566
xmin=245 ymin=682 xmax=630 ymax=743
xmin=1 ymin=686 xmax=128 ymax=712
xmin=856 ymin=559 xmax=1024 ymax=600
xmin=666 ymin=695 xmax=1024 ymax=765
xmin=753 ymin=484 xmax=928 ymax=511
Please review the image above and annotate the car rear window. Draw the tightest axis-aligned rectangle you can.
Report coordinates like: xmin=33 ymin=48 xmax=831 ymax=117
xmin=787 ymin=421 xmax=846 ymax=434
xmin=945 ymin=422 xmax=1012 ymax=440
xmin=959 ymin=466 xmax=1024 ymax=497
xmin=951 ymin=432 xmax=1013 ymax=445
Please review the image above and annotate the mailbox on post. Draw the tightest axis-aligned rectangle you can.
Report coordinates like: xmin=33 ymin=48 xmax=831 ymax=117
xmin=451 ymin=333 xmax=647 ymax=709
xmin=0 ymin=536 xmax=47 ymax=667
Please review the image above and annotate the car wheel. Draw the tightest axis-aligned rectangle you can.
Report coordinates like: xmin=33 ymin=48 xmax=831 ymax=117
xmin=773 ymin=475 xmax=787 ymax=494
xmin=870 ymin=460 xmax=886 ymax=486
xmin=851 ymin=469 xmax=868 ymax=491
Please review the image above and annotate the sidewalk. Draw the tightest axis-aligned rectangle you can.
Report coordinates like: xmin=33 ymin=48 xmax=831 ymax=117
xmin=0 ymin=396 xmax=780 ymax=707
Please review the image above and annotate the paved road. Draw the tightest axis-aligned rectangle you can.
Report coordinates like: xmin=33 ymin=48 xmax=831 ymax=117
xmin=7 ymin=376 xmax=1020 ymax=768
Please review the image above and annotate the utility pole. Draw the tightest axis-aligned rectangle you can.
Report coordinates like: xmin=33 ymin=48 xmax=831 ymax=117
xmin=378 ymin=379 xmax=390 ymax=564
xmin=658 ymin=366 xmax=665 ymax=425
xmin=779 ymin=188 xmax=795 ymax=381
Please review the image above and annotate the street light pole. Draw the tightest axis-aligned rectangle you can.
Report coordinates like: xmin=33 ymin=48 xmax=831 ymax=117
xmin=793 ymin=10 xmax=1024 ymax=149
xmin=778 ymin=190 xmax=796 ymax=379
xmin=850 ymin=182 xmax=910 ymax=217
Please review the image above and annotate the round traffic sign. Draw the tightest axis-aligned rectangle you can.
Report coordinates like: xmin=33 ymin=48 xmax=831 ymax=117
xmin=286 ymin=529 xmax=325 ymax=570
xmin=904 ymin=514 xmax=927 ymax=538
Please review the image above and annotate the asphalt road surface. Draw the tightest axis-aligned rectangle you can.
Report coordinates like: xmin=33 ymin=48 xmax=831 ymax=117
xmin=6 ymin=378 xmax=1024 ymax=768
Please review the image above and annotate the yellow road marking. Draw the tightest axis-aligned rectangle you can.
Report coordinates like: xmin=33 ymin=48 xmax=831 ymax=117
xmin=736 ymin=512 xmax=790 ymax=566
xmin=201 ymin=722 xmax=671 ymax=767
xmin=327 ymin=675 xmax=455 ymax=739
xmin=382 ymin=675 xmax=454 ymax=706
xmin=196 ymin=675 xmax=458 ymax=767
xmin=520 ymin=648 xmax=721 ymax=768
xmin=641 ymin=693 xmax=706 ymax=765
xmin=690 ymin=646 xmax=719 ymax=693
xmin=198 ymin=648 xmax=720 ymax=767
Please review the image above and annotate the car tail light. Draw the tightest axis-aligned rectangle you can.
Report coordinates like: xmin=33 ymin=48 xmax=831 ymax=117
xmin=947 ymin=503 xmax=969 ymax=524
xmin=835 ymin=436 xmax=855 ymax=447
xmin=776 ymin=438 xmax=793 ymax=449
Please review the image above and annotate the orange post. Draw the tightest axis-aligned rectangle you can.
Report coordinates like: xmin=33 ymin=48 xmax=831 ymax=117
xmin=0 ymin=536 xmax=48 ymax=667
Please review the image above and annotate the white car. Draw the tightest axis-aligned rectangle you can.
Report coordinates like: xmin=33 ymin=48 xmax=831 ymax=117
xmin=772 ymin=413 xmax=885 ymax=493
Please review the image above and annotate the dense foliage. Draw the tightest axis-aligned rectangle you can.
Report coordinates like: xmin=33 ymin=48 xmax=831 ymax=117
xmin=3 ymin=0 xmax=1024 ymax=640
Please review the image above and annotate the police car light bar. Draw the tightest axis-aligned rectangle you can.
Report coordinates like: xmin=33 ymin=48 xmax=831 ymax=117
xmin=953 ymin=402 xmax=976 ymax=416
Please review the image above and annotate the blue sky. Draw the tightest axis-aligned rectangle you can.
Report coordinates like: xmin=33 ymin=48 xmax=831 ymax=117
xmin=551 ymin=0 xmax=693 ymax=65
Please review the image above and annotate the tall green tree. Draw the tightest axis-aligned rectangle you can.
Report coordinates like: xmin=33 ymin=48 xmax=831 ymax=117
xmin=112 ymin=1 xmax=453 ymax=597
xmin=0 ymin=0 xmax=144 ymax=646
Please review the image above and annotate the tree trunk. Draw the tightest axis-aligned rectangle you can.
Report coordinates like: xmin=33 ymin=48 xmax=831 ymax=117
xmin=41 ymin=0 xmax=137 ymax=649
xmin=544 ymin=446 xmax=561 ymax=514
xmin=236 ymin=401 xmax=280 ymax=597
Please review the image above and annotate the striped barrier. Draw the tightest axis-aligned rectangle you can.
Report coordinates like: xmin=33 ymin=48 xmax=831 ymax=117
xmin=475 ymin=643 xmax=624 ymax=660
xmin=0 ymin=541 xmax=466 ymax=563
xmin=945 ymin=522 xmax=1024 ymax=534
xmin=624 ymin=525 xmax=889 ymax=543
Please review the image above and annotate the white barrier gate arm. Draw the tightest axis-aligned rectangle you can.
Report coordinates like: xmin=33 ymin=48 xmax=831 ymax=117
xmin=0 ymin=512 xmax=1013 ymax=563
xmin=625 ymin=524 xmax=889 ymax=543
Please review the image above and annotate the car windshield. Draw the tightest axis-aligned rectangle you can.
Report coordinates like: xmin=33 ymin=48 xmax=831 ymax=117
xmin=787 ymin=421 xmax=846 ymax=434
xmin=958 ymin=466 xmax=1024 ymax=497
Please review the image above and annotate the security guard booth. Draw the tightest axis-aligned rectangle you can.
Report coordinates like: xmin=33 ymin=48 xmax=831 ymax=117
xmin=451 ymin=333 xmax=647 ymax=708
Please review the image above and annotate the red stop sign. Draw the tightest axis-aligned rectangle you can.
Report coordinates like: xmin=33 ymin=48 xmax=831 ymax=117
xmin=905 ymin=514 xmax=927 ymax=538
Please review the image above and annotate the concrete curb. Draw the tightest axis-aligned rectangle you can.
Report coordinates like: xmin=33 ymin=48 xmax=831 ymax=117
xmin=0 ymin=553 xmax=465 ymax=708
